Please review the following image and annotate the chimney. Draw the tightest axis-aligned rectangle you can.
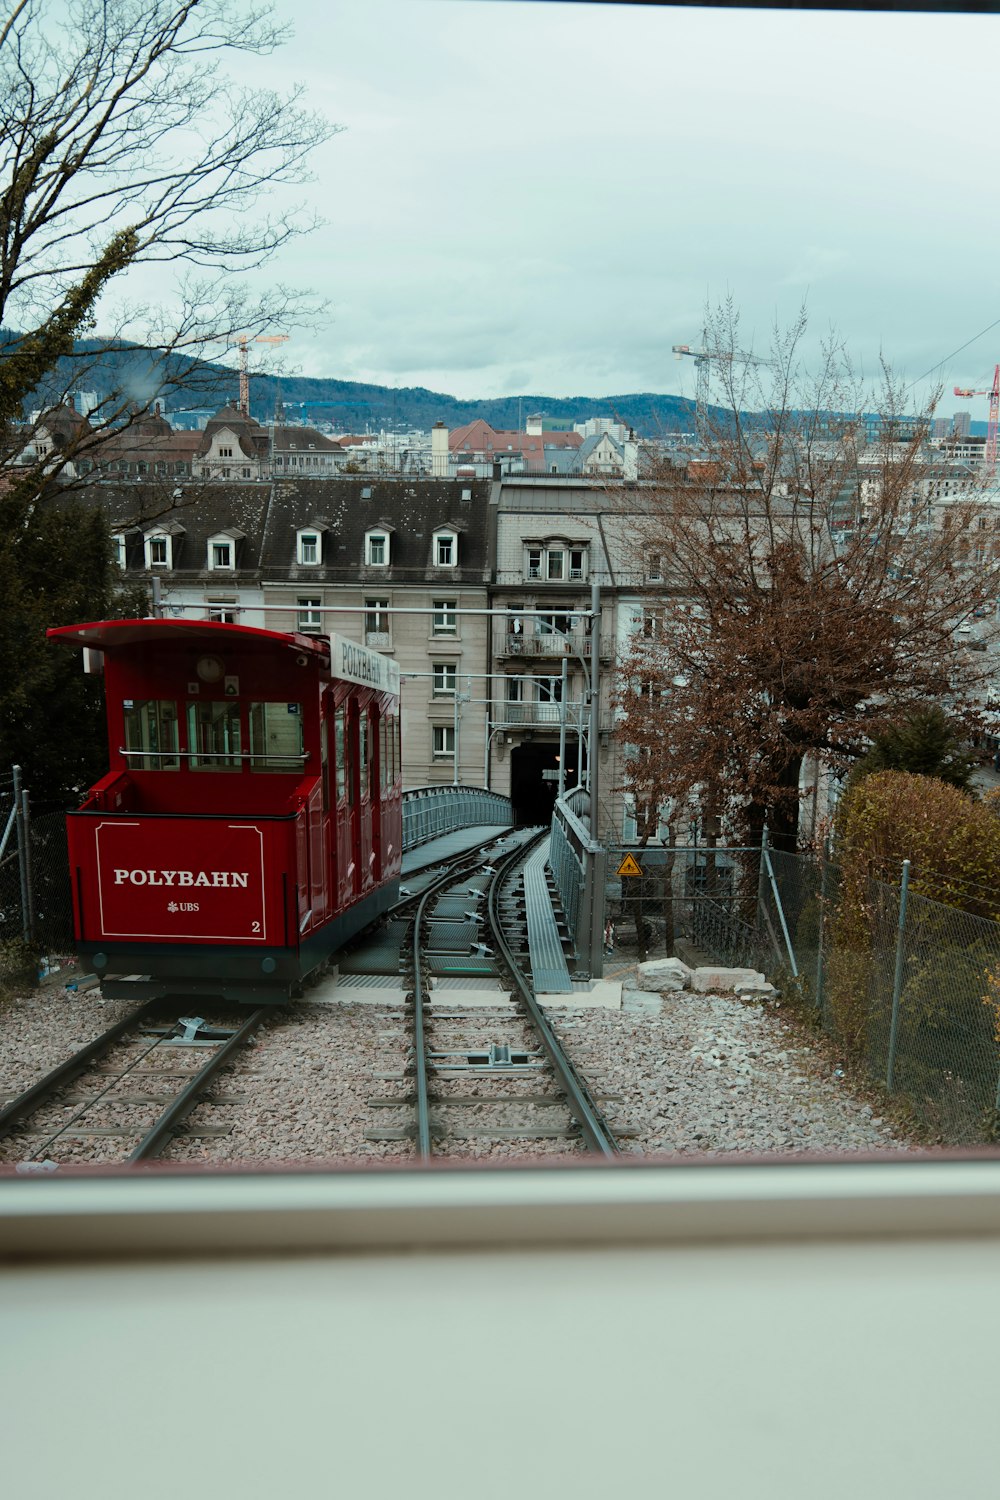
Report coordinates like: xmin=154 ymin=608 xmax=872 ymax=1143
xmin=432 ymin=420 xmax=449 ymax=478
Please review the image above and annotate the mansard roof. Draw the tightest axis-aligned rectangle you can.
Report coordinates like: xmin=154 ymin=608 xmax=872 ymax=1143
xmin=260 ymin=477 xmax=491 ymax=583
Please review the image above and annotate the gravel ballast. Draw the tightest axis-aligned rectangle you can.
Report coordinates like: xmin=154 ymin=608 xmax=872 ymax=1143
xmin=0 ymin=968 xmax=912 ymax=1164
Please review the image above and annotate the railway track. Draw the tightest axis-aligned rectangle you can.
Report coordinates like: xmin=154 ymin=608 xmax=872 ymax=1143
xmin=367 ymin=830 xmax=620 ymax=1159
xmin=0 ymin=1004 xmax=268 ymax=1167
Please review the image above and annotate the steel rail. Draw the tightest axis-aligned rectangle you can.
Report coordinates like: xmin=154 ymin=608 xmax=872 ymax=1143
xmin=408 ymin=847 xmax=495 ymax=1160
xmin=488 ymin=835 xmax=620 ymax=1159
xmin=0 ymin=1001 xmax=159 ymax=1141
xmin=128 ymin=1007 xmax=269 ymax=1162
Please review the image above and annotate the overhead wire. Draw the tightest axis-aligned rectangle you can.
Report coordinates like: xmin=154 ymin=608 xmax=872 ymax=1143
xmin=908 ymin=315 xmax=1000 ymax=392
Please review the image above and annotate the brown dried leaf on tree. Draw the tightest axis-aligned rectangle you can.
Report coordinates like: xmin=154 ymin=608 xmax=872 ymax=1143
xmin=613 ymin=301 xmax=1000 ymax=851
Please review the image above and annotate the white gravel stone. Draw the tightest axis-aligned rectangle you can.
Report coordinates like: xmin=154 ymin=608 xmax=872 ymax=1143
xmin=636 ymin=958 xmax=691 ymax=992
xmin=0 ymin=963 xmax=915 ymax=1166
xmin=690 ymin=966 xmax=767 ymax=994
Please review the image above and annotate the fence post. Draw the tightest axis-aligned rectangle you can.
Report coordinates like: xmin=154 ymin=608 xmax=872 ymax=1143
xmin=12 ymin=766 xmax=34 ymax=947
xmin=886 ymin=858 xmax=911 ymax=1092
xmin=814 ymin=839 xmax=828 ymax=1014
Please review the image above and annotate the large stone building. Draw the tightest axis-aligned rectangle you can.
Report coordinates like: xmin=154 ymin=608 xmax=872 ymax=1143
xmin=94 ymin=475 xmax=493 ymax=792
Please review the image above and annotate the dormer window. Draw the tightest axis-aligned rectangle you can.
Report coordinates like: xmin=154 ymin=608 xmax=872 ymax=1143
xmin=145 ymin=532 xmax=172 ymax=569
xmin=112 ymin=533 xmax=127 ymax=569
xmin=210 ymin=540 xmax=233 ymax=570
xmin=366 ymin=530 xmax=390 ymax=566
xmin=297 ymin=529 xmax=322 ymax=566
xmin=433 ymin=529 xmax=458 ymax=567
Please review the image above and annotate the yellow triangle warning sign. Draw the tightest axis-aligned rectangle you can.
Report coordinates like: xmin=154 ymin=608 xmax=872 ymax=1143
xmin=617 ymin=853 xmax=643 ymax=878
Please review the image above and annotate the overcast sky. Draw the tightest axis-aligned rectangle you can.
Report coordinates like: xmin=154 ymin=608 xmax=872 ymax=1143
xmin=160 ymin=2 xmax=1000 ymax=416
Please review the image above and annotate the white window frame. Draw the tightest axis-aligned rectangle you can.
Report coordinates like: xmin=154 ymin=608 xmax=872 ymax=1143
xmin=296 ymin=530 xmax=322 ymax=566
xmin=432 ymin=599 xmax=457 ymax=636
xmin=569 ymin=548 xmax=587 ymax=581
xmin=365 ymin=597 xmax=391 ymax=645
xmin=112 ymin=533 xmax=127 ymax=569
xmin=527 ymin=548 xmax=542 ymax=580
xmin=365 ymin=530 xmax=390 ymax=567
xmin=547 ymin=548 xmax=565 ymax=581
xmin=298 ymin=596 xmax=322 ymax=633
xmin=433 ymin=663 xmax=457 ymax=696
xmin=145 ymin=532 xmax=172 ymax=569
xmin=433 ymin=529 xmax=458 ymax=568
xmin=206 ymin=597 xmax=238 ymax=624
xmin=208 ymin=537 xmax=233 ymax=571
xmin=433 ymin=725 xmax=456 ymax=759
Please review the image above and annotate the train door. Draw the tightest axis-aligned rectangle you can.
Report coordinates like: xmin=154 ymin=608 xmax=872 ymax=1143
xmin=371 ymin=704 xmax=385 ymax=885
xmin=333 ymin=698 xmax=357 ymax=910
xmin=357 ymin=694 xmax=375 ymax=894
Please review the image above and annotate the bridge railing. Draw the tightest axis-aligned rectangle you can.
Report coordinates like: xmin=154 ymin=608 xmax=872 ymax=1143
xmin=402 ymin=784 xmax=513 ymax=850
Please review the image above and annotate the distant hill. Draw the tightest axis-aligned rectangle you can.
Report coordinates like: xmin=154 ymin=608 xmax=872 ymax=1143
xmin=2 ymin=331 xmax=697 ymax=438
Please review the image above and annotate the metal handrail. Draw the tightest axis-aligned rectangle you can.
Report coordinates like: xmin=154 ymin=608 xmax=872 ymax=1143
xmin=119 ymin=748 xmax=310 ymax=764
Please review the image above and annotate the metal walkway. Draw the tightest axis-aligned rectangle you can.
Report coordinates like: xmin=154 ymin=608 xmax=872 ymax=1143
xmin=523 ymin=841 xmax=574 ymax=994
xmin=401 ymin=824 xmax=513 ymax=879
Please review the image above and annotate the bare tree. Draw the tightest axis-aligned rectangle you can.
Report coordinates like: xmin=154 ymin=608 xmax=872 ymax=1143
xmin=614 ymin=301 xmax=1000 ymax=852
xmin=0 ymin=0 xmax=336 ymax=800
xmin=0 ymin=0 xmax=335 ymax=457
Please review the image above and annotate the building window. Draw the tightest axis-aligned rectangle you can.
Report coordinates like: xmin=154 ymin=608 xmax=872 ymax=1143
xmin=433 ymin=725 xmax=456 ymax=759
xmin=365 ymin=530 xmax=389 ymax=566
xmin=537 ymin=607 xmax=574 ymax=638
xmin=569 ymin=548 xmax=586 ymax=580
xmin=547 ymin=549 xmax=565 ymax=580
xmin=297 ymin=530 xmax=321 ymax=565
xmin=219 ymin=446 xmax=233 ymax=458
xmin=298 ymin=596 xmax=322 ymax=633
xmin=433 ymin=663 xmax=457 ymax=695
xmin=432 ymin=599 xmax=457 ymax=635
xmin=434 ymin=531 xmax=457 ymax=567
xmin=647 ymin=552 xmax=663 ymax=581
xmin=146 ymin=533 xmax=171 ymax=569
xmin=461 ymin=488 xmax=472 ymax=502
xmin=365 ymin=597 xmax=390 ymax=644
xmin=209 ymin=540 xmax=233 ymax=570
xmin=112 ymin=534 xmax=127 ymax=569
xmin=527 ymin=548 xmax=542 ymax=580
xmin=206 ymin=597 xmax=238 ymax=623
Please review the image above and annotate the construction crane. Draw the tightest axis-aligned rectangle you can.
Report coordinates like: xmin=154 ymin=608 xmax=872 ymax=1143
xmin=673 ymin=339 xmax=772 ymax=437
xmin=953 ymin=364 xmax=999 ymax=467
xmin=231 ymin=333 xmax=289 ymax=418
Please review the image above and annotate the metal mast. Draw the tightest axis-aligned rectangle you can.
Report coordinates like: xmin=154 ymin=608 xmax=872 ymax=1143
xmin=954 ymin=363 xmax=1000 ymax=467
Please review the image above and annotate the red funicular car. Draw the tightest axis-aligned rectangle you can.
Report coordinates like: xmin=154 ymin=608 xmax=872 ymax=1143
xmin=48 ymin=619 xmax=402 ymax=1003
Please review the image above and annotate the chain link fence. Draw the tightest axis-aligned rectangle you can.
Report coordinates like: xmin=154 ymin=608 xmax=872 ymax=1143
xmin=759 ymin=848 xmax=1000 ymax=1145
xmin=604 ymin=843 xmax=763 ymax=968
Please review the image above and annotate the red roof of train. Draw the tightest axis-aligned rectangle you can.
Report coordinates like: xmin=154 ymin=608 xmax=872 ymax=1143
xmin=47 ymin=618 xmax=329 ymax=657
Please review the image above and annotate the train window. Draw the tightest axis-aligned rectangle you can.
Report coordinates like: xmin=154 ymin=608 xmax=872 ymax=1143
xmin=187 ymin=701 xmax=242 ymax=770
xmin=379 ymin=716 xmax=388 ymax=792
xmin=122 ymin=699 xmax=179 ymax=770
xmin=248 ymin=702 xmax=304 ymax=772
xmin=359 ymin=711 xmax=369 ymax=800
xmin=320 ymin=719 xmax=329 ymax=811
xmin=335 ymin=707 xmax=347 ymax=802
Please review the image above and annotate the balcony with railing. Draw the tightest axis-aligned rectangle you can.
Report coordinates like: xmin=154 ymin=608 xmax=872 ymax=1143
xmin=494 ymin=700 xmax=587 ymax=729
xmin=495 ymin=626 xmax=593 ymax=660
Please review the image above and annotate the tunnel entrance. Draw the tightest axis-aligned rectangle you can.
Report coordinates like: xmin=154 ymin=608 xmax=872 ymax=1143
xmin=509 ymin=739 xmax=582 ymax=826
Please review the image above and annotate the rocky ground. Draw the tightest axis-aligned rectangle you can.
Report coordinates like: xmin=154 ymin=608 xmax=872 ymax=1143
xmin=0 ymin=952 xmax=912 ymax=1164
